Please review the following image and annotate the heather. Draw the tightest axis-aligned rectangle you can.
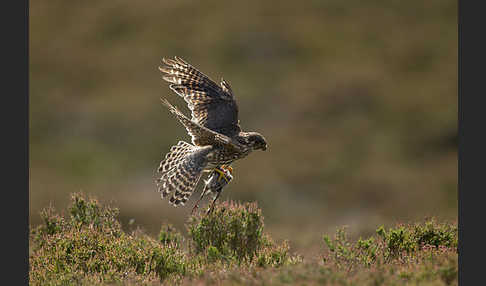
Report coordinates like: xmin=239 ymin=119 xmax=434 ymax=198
xmin=30 ymin=193 xmax=457 ymax=285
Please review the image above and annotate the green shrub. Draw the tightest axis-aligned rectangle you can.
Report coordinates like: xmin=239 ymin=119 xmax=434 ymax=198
xmin=377 ymin=218 xmax=458 ymax=259
xmin=187 ymin=200 xmax=298 ymax=267
xmin=376 ymin=225 xmax=417 ymax=257
xmin=322 ymin=227 xmax=379 ymax=268
xmin=413 ymin=218 xmax=458 ymax=249
xmin=321 ymin=218 xmax=458 ymax=285
xmin=29 ymin=193 xmax=187 ymax=285
xmin=158 ymin=223 xmax=183 ymax=248
xmin=323 ymin=219 xmax=457 ymax=266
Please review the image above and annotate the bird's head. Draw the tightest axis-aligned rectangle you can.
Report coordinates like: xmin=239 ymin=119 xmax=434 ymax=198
xmin=245 ymin=132 xmax=268 ymax=151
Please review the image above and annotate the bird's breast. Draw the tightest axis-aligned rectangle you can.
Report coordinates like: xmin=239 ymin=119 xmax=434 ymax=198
xmin=207 ymin=146 xmax=252 ymax=166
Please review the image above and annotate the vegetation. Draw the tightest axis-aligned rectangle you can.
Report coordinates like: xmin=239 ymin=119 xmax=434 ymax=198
xmin=30 ymin=193 xmax=457 ymax=285
xmin=30 ymin=1 xmax=457 ymax=284
xmin=30 ymin=193 xmax=188 ymax=285
xmin=30 ymin=1 xmax=457 ymax=250
xmin=320 ymin=221 xmax=457 ymax=285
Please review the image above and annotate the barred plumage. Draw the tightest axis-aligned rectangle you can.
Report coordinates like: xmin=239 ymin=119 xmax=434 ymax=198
xmin=159 ymin=56 xmax=240 ymax=137
xmin=156 ymin=57 xmax=268 ymax=211
xmin=157 ymin=143 xmax=213 ymax=206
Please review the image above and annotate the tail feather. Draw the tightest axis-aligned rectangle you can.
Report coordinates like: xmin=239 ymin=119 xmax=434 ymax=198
xmin=156 ymin=142 xmax=212 ymax=206
xmin=157 ymin=141 xmax=194 ymax=173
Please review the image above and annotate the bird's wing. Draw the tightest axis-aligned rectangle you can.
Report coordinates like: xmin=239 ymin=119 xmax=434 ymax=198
xmin=161 ymin=98 xmax=245 ymax=154
xmin=159 ymin=57 xmax=241 ymax=137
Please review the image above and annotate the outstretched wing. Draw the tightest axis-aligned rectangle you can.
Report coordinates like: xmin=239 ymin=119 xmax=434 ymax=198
xmin=161 ymin=98 xmax=246 ymax=154
xmin=159 ymin=57 xmax=241 ymax=137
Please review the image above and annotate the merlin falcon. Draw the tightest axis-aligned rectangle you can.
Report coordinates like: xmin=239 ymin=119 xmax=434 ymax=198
xmin=155 ymin=57 xmax=268 ymax=212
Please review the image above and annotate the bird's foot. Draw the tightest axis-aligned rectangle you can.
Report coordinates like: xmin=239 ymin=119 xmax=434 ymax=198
xmin=206 ymin=192 xmax=222 ymax=215
xmin=222 ymin=165 xmax=233 ymax=175
xmin=212 ymin=165 xmax=233 ymax=183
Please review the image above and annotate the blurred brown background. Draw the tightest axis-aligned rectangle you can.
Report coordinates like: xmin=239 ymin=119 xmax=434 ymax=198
xmin=30 ymin=0 xmax=457 ymax=255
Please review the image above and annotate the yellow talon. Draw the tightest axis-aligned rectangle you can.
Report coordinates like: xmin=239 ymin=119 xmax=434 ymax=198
xmin=219 ymin=165 xmax=233 ymax=174
xmin=226 ymin=166 xmax=233 ymax=174
xmin=213 ymin=166 xmax=230 ymax=183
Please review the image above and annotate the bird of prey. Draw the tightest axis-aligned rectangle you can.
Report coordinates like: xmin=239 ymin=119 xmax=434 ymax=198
xmin=156 ymin=57 xmax=268 ymax=211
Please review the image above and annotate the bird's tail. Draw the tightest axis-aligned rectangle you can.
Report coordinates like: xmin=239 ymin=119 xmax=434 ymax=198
xmin=156 ymin=141 xmax=212 ymax=206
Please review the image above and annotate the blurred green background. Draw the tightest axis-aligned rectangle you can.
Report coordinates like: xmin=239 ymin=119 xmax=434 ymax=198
xmin=30 ymin=0 xmax=457 ymax=255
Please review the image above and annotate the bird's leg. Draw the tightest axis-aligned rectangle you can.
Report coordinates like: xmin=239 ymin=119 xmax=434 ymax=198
xmin=192 ymin=167 xmax=226 ymax=215
xmin=200 ymin=166 xmax=233 ymax=215
xmin=192 ymin=185 xmax=208 ymax=215
xmin=206 ymin=191 xmax=222 ymax=215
